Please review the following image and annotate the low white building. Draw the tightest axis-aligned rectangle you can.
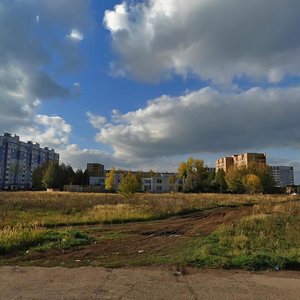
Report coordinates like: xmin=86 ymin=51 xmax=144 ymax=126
xmin=269 ymin=166 xmax=294 ymax=187
xmin=142 ymin=174 xmax=183 ymax=193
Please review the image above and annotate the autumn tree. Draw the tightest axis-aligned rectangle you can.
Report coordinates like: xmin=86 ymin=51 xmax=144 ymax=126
xmin=168 ymin=175 xmax=178 ymax=192
xmin=105 ymin=167 xmax=116 ymax=192
xmin=243 ymin=174 xmax=262 ymax=194
xmin=225 ymin=166 xmax=245 ymax=193
xmin=225 ymin=162 xmax=275 ymax=194
xmin=247 ymin=162 xmax=275 ymax=193
xmin=118 ymin=172 xmax=141 ymax=200
xmin=178 ymin=157 xmax=208 ymax=192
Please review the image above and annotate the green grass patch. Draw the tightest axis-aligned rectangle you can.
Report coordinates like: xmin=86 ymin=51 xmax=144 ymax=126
xmin=0 ymin=226 xmax=93 ymax=255
xmin=184 ymin=211 xmax=300 ymax=270
xmin=32 ymin=229 xmax=93 ymax=252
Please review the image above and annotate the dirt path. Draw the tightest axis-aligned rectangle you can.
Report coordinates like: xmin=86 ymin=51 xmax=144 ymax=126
xmin=0 ymin=266 xmax=299 ymax=300
xmin=1 ymin=206 xmax=253 ymax=267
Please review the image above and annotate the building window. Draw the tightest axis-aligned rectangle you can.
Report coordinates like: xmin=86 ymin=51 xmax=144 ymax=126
xmin=157 ymin=179 xmax=162 ymax=184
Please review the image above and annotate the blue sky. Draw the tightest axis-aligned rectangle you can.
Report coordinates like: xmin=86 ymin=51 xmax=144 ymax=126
xmin=0 ymin=0 xmax=299 ymax=183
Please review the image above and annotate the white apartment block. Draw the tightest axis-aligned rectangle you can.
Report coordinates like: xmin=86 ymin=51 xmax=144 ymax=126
xmin=269 ymin=166 xmax=294 ymax=187
xmin=0 ymin=133 xmax=59 ymax=190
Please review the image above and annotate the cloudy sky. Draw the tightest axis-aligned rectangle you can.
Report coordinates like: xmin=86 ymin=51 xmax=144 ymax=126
xmin=1 ymin=0 xmax=300 ymax=183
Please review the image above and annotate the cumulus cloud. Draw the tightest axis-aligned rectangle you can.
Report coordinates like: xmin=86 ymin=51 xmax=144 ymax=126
xmin=104 ymin=0 xmax=300 ymax=83
xmin=87 ymin=111 xmax=107 ymax=129
xmin=59 ymin=144 xmax=116 ymax=170
xmin=66 ymin=29 xmax=84 ymax=42
xmin=17 ymin=115 xmax=72 ymax=148
xmin=0 ymin=0 xmax=90 ymax=133
xmin=95 ymin=86 xmax=300 ymax=159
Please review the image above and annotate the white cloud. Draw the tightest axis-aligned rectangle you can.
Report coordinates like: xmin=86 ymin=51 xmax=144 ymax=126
xmin=66 ymin=29 xmax=84 ymax=42
xmin=17 ymin=115 xmax=72 ymax=148
xmin=104 ymin=0 xmax=300 ymax=84
xmin=59 ymin=144 xmax=116 ymax=170
xmin=0 ymin=0 xmax=90 ymax=134
xmin=87 ymin=111 xmax=107 ymax=129
xmin=94 ymin=86 xmax=300 ymax=160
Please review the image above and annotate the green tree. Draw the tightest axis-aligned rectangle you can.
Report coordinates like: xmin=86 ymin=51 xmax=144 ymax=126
xmin=105 ymin=167 xmax=116 ymax=192
xmin=42 ymin=161 xmax=61 ymax=189
xmin=215 ymin=169 xmax=227 ymax=193
xmin=32 ymin=162 xmax=48 ymax=190
xmin=60 ymin=164 xmax=75 ymax=186
xmin=118 ymin=172 xmax=140 ymax=200
xmin=74 ymin=169 xmax=89 ymax=185
xmin=204 ymin=170 xmax=216 ymax=192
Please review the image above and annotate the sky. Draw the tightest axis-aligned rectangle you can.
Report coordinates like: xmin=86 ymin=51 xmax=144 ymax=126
xmin=0 ymin=0 xmax=299 ymax=183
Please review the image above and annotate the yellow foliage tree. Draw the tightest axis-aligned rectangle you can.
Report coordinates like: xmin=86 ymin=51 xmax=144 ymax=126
xmin=118 ymin=172 xmax=141 ymax=200
xmin=105 ymin=167 xmax=116 ymax=192
xmin=244 ymin=174 xmax=262 ymax=194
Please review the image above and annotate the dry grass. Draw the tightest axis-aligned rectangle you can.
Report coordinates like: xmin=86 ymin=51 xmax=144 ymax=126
xmin=185 ymin=201 xmax=300 ymax=270
xmin=0 ymin=192 xmax=299 ymax=268
xmin=0 ymin=192 xmax=298 ymax=228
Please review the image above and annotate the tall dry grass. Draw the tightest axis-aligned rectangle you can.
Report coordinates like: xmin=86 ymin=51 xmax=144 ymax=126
xmin=0 ymin=192 xmax=298 ymax=228
xmin=186 ymin=201 xmax=300 ymax=270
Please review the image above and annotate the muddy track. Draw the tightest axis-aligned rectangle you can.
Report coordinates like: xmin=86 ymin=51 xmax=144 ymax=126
xmin=2 ymin=206 xmax=253 ymax=267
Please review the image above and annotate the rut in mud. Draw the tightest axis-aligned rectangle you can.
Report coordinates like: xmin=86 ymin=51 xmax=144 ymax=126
xmin=3 ymin=206 xmax=253 ymax=267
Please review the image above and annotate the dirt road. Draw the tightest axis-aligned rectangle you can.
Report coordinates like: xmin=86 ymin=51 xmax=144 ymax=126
xmin=2 ymin=206 xmax=253 ymax=267
xmin=1 ymin=266 xmax=299 ymax=299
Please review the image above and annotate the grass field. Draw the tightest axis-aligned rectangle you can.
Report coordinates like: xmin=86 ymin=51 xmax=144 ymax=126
xmin=0 ymin=192 xmax=299 ymax=270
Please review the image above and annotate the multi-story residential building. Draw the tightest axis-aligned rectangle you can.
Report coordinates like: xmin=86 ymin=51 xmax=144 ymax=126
xmin=89 ymin=176 xmax=105 ymax=187
xmin=215 ymin=152 xmax=295 ymax=188
xmin=0 ymin=133 xmax=59 ymax=190
xmin=269 ymin=166 xmax=294 ymax=187
xmin=216 ymin=153 xmax=266 ymax=172
xmin=233 ymin=153 xmax=266 ymax=169
xmin=87 ymin=163 xmax=106 ymax=188
xmin=87 ymin=163 xmax=105 ymax=177
xmin=216 ymin=157 xmax=234 ymax=173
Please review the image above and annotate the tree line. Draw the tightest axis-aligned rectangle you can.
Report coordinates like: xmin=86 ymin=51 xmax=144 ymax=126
xmin=177 ymin=157 xmax=275 ymax=194
xmin=34 ymin=157 xmax=276 ymax=195
xmin=32 ymin=161 xmax=89 ymax=190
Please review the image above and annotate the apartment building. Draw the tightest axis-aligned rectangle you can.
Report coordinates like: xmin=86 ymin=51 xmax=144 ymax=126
xmin=233 ymin=153 xmax=266 ymax=169
xmin=216 ymin=157 xmax=234 ymax=173
xmin=0 ymin=133 xmax=59 ymax=190
xmin=269 ymin=166 xmax=294 ymax=187
xmin=216 ymin=153 xmax=266 ymax=172
xmin=87 ymin=163 xmax=105 ymax=177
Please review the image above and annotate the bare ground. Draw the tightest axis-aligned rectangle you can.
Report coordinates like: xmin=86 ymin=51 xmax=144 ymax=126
xmin=1 ymin=205 xmax=300 ymax=299
xmin=0 ymin=266 xmax=299 ymax=300
xmin=1 ymin=206 xmax=253 ymax=267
